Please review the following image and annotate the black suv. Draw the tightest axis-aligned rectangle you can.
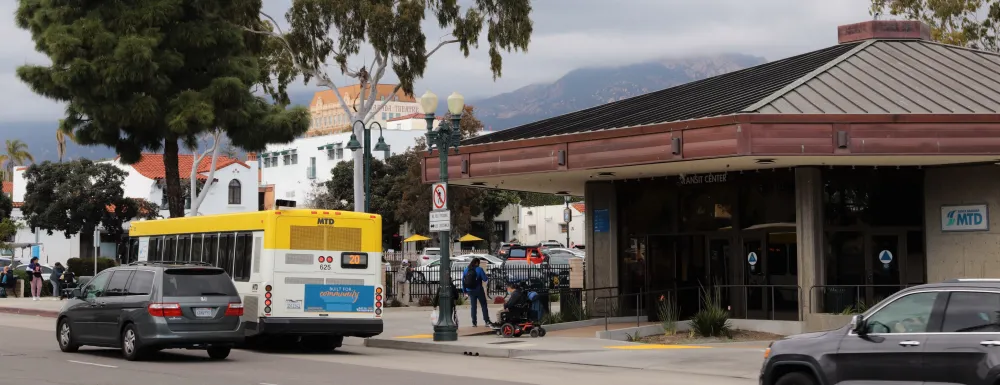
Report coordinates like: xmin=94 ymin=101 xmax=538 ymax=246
xmin=56 ymin=262 xmax=245 ymax=361
xmin=761 ymin=279 xmax=1000 ymax=385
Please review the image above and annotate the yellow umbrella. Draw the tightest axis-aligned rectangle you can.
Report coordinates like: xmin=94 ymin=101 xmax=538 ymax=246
xmin=458 ymin=233 xmax=483 ymax=242
xmin=403 ymin=234 xmax=431 ymax=243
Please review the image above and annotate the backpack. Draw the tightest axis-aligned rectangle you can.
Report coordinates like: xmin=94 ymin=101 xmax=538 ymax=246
xmin=463 ymin=268 xmax=480 ymax=290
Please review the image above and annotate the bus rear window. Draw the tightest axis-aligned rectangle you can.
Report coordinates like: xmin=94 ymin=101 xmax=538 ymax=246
xmin=162 ymin=269 xmax=239 ymax=297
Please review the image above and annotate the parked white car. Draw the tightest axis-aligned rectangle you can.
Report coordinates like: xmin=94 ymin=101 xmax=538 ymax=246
xmin=418 ymin=248 xmax=441 ymax=266
xmin=14 ymin=263 xmax=54 ymax=281
xmin=411 ymin=254 xmax=501 ymax=283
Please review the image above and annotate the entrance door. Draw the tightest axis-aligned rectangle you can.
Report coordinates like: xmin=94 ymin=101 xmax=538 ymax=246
xmin=742 ymin=237 xmax=767 ymax=319
xmin=707 ymin=236 xmax=731 ymax=315
xmin=868 ymin=233 xmax=904 ymax=305
xmin=620 ymin=237 xmax=647 ymax=317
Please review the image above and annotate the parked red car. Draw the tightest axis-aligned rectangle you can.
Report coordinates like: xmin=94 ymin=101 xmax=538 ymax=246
xmin=504 ymin=245 xmax=547 ymax=264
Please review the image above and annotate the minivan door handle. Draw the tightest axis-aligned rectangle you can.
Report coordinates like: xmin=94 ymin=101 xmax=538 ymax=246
xmin=899 ymin=340 xmax=921 ymax=347
xmin=980 ymin=341 xmax=1000 ymax=347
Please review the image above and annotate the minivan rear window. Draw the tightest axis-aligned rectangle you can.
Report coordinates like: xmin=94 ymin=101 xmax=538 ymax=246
xmin=162 ymin=269 xmax=238 ymax=297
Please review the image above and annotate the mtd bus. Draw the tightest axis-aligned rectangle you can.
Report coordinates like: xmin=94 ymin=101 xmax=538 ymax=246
xmin=126 ymin=209 xmax=384 ymax=350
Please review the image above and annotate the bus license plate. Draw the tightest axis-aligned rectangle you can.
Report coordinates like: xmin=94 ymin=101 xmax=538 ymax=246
xmin=195 ymin=308 xmax=213 ymax=318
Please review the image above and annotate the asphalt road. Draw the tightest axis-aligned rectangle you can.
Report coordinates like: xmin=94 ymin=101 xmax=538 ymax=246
xmin=0 ymin=314 xmax=755 ymax=385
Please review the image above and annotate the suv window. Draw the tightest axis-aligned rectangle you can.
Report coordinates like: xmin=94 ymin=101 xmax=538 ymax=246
xmin=162 ymin=269 xmax=238 ymax=297
xmin=864 ymin=292 xmax=939 ymax=334
xmin=942 ymin=291 xmax=1000 ymax=333
xmin=105 ymin=270 xmax=133 ymax=297
xmin=126 ymin=271 xmax=154 ymax=296
xmin=83 ymin=271 xmax=112 ymax=300
xmin=509 ymin=249 xmax=526 ymax=258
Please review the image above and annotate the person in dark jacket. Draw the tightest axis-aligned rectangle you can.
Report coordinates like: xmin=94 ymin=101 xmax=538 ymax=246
xmin=497 ymin=282 xmax=530 ymax=322
xmin=0 ymin=265 xmax=14 ymax=298
xmin=50 ymin=262 xmax=66 ymax=299
xmin=463 ymin=258 xmax=491 ymax=327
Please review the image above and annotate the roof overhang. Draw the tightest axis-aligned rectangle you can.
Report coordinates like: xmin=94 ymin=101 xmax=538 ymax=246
xmin=422 ymin=113 xmax=1000 ymax=195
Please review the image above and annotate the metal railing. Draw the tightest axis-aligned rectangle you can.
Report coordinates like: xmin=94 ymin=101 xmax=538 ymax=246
xmin=808 ymin=284 xmax=913 ymax=314
xmin=596 ymin=284 xmax=803 ymax=330
xmin=384 ymin=263 xmax=574 ymax=303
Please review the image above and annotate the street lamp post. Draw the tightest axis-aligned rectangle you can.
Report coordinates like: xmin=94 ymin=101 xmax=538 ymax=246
xmin=421 ymin=90 xmax=464 ymax=342
xmin=564 ymin=195 xmax=571 ymax=248
xmin=346 ymin=121 xmax=391 ymax=212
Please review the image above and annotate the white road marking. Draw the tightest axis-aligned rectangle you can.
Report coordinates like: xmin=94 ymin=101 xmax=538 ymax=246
xmin=67 ymin=360 xmax=118 ymax=368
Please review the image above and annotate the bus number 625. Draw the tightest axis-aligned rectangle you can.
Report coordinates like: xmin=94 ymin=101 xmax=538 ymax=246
xmin=320 ymin=264 xmax=332 ymax=271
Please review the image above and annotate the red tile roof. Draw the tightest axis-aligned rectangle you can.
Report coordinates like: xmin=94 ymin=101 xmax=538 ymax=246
xmin=126 ymin=154 xmax=249 ymax=180
xmin=571 ymin=202 xmax=585 ymax=214
xmin=386 ymin=113 xmax=446 ymax=122
xmin=1 ymin=181 xmax=11 ymax=194
xmin=13 ymin=202 xmax=22 ymax=208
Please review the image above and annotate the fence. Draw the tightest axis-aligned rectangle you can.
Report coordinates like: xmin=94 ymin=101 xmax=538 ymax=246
xmin=384 ymin=263 xmax=574 ymax=304
xmin=808 ymin=284 xmax=912 ymax=314
xmin=596 ymin=284 xmax=803 ymax=327
xmin=383 ymin=249 xmax=492 ymax=264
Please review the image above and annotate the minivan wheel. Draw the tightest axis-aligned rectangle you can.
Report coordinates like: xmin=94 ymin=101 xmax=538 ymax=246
xmin=121 ymin=324 xmax=146 ymax=361
xmin=57 ymin=319 xmax=79 ymax=352
xmin=775 ymin=372 xmax=817 ymax=385
xmin=207 ymin=347 xmax=231 ymax=360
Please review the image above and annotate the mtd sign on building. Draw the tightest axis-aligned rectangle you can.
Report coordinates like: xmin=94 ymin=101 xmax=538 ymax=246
xmin=941 ymin=204 xmax=989 ymax=232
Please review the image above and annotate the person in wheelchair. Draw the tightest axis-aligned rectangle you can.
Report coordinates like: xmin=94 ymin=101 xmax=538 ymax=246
xmin=492 ymin=281 xmax=547 ymax=337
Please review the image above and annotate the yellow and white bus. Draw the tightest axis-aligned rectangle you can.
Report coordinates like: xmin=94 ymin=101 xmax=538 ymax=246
xmin=125 ymin=209 xmax=384 ymax=350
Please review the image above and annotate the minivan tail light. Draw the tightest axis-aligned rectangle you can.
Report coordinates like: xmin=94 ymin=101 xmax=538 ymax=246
xmin=225 ymin=303 xmax=244 ymax=317
xmin=148 ymin=303 xmax=182 ymax=317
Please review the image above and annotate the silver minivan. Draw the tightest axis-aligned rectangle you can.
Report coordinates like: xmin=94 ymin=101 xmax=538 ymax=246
xmin=56 ymin=262 xmax=245 ymax=361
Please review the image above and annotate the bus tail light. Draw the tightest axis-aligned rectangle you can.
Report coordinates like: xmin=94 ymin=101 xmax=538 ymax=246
xmin=375 ymin=286 xmax=384 ymax=318
xmin=225 ymin=303 xmax=244 ymax=317
xmin=264 ymin=284 xmax=273 ymax=315
xmin=148 ymin=303 xmax=182 ymax=317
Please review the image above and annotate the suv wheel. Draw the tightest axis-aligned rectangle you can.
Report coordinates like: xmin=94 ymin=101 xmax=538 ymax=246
xmin=121 ymin=324 xmax=146 ymax=361
xmin=207 ymin=347 xmax=231 ymax=360
xmin=57 ymin=319 xmax=79 ymax=352
xmin=775 ymin=372 xmax=816 ymax=385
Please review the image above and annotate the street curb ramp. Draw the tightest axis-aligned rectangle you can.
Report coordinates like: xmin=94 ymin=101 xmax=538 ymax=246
xmin=363 ymin=338 xmax=581 ymax=358
xmin=0 ymin=307 xmax=59 ymax=318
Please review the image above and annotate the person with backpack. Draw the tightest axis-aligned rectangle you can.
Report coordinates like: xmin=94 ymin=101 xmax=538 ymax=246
xmin=463 ymin=258 xmax=491 ymax=327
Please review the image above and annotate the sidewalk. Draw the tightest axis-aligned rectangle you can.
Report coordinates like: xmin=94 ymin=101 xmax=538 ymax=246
xmin=0 ymin=297 xmax=64 ymax=317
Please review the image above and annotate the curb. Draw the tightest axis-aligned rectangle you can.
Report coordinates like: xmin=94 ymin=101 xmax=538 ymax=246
xmin=0 ymin=306 xmax=59 ymax=318
xmin=364 ymin=338 xmax=516 ymax=358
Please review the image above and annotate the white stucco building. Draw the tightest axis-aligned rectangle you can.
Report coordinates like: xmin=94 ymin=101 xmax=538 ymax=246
xmin=5 ymin=154 xmax=258 ymax=266
xmin=259 ymin=113 xmax=437 ymax=208
xmin=518 ymin=203 xmax=585 ymax=247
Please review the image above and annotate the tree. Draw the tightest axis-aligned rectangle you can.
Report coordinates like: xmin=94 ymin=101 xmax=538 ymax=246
xmin=0 ymin=191 xmax=12 ymax=220
xmin=247 ymin=0 xmax=534 ymax=212
xmin=16 ymin=0 xmax=311 ymax=218
xmin=56 ymin=129 xmax=76 ymax=162
xmin=0 ymin=218 xmax=21 ymax=252
xmin=20 ymin=160 xmax=160 ymax=240
xmin=476 ymin=190 xmax=520 ymax=250
xmin=187 ymin=130 xmax=224 ymax=216
xmin=1 ymin=139 xmax=34 ymax=181
xmin=309 ymin=156 xmax=405 ymax=247
xmin=869 ymin=0 xmax=1000 ymax=51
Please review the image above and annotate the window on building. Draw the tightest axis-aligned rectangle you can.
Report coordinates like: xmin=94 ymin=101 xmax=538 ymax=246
xmin=228 ymin=179 xmax=242 ymax=205
xmin=559 ymin=224 xmax=568 ymax=233
xmin=529 ymin=225 xmax=537 ymax=235
xmin=382 ymin=112 xmax=387 ymax=120
xmin=160 ymin=190 xmax=168 ymax=207
xmin=291 ymin=153 xmax=298 ymax=165
xmin=336 ymin=147 xmax=344 ymax=160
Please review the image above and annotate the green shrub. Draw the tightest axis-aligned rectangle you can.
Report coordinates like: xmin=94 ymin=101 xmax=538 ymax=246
xmin=657 ymin=292 xmax=679 ymax=334
xmin=66 ymin=257 xmax=117 ymax=277
xmin=455 ymin=294 xmax=465 ymax=306
xmin=549 ymin=292 xmax=560 ymax=302
xmin=689 ymin=286 xmax=732 ymax=338
xmin=541 ymin=311 xmax=563 ymax=324
xmin=418 ymin=296 xmax=434 ymax=307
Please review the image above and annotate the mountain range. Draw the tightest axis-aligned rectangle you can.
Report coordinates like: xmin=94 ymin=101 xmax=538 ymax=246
xmin=1 ymin=53 xmax=767 ymax=162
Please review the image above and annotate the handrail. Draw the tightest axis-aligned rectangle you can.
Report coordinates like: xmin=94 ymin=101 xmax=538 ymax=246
xmin=596 ymin=284 xmax=803 ymax=330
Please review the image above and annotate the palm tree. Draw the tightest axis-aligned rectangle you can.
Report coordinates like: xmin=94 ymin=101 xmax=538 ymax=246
xmin=2 ymin=139 xmax=34 ymax=181
xmin=56 ymin=130 xmax=76 ymax=162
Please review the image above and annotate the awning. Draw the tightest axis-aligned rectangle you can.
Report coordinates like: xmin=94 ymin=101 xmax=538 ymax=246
xmin=403 ymin=234 xmax=431 ymax=242
xmin=458 ymin=234 xmax=483 ymax=242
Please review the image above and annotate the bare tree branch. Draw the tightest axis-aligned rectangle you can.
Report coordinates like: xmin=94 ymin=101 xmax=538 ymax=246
xmin=365 ymin=40 xmax=458 ymax=121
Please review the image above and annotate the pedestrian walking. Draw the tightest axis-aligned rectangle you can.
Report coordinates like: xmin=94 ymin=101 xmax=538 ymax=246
xmin=463 ymin=258 xmax=491 ymax=327
xmin=395 ymin=259 xmax=411 ymax=304
xmin=51 ymin=262 xmax=65 ymax=299
xmin=28 ymin=257 xmax=43 ymax=301
xmin=0 ymin=265 xmax=14 ymax=298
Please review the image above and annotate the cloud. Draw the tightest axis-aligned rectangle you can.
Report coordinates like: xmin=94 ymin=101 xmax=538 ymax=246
xmin=0 ymin=0 xmax=874 ymax=120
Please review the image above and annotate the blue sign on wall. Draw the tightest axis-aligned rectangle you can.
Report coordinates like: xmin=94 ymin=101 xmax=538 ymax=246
xmin=303 ymin=284 xmax=375 ymax=313
xmin=594 ymin=209 xmax=610 ymax=233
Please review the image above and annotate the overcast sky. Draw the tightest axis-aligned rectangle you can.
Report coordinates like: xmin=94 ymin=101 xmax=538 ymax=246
xmin=0 ymin=0 xmax=872 ymax=122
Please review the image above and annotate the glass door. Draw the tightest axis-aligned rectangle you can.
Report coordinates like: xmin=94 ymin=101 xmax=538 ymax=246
xmin=742 ymin=237 xmax=766 ymax=319
xmin=707 ymin=236 xmax=732 ymax=316
xmin=868 ymin=233 xmax=904 ymax=305
xmin=620 ymin=237 xmax=647 ymax=317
